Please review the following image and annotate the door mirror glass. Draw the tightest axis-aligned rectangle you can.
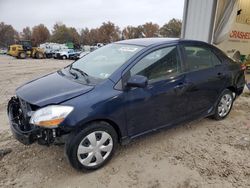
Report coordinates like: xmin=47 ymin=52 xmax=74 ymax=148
xmin=127 ymin=75 xmax=148 ymax=88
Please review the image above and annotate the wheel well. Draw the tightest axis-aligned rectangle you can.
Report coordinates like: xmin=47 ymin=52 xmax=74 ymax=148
xmin=19 ymin=51 xmax=26 ymax=55
xmin=227 ymin=86 xmax=236 ymax=93
xmin=82 ymin=119 xmax=122 ymax=143
xmin=227 ymin=86 xmax=238 ymax=98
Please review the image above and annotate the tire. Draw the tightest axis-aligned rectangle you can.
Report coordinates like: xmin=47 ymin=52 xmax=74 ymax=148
xmin=211 ymin=89 xmax=234 ymax=120
xmin=46 ymin=53 xmax=52 ymax=58
xmin=62 ymin=55 xmax=67 ymax=60
xmin=18 ymin=52 xmax=26 ymax=59
xmin=65 ymin=121 xmax=118 ymax=171
xmin=36 ymin=52 xmax=44 ymax=59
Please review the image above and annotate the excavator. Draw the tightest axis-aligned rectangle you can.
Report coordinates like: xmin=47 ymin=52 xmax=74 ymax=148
xmin=8 ymin=40 xmax=45 ymax=59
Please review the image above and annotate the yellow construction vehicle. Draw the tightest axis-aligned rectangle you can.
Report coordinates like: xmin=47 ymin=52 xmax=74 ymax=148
xmin=8 ymin=40 xmax=45 ymax=59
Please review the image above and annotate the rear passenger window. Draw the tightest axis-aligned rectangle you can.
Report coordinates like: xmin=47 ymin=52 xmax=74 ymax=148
xmin=183 ymin=46 xmax=221 ymax=71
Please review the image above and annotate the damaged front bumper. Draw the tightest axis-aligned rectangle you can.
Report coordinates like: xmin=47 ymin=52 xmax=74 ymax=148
xmin=7 ymin=97 xmax=64 ymax=145
xmin=9 ymin=118 xmax=39 ymax=145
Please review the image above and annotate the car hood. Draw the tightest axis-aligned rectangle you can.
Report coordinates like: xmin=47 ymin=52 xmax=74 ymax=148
xmin=16 ymin=72 xmax=94 ymax=106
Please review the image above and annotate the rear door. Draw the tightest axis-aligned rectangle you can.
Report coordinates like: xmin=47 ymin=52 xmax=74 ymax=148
xmin=180 ymin=43 xmax=226 ymax=116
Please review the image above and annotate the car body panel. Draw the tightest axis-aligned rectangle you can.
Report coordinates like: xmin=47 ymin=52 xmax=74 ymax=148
xmin=60 ymin=79 xmax=128 ymax=140
xmin=183 ymin=67 xmax=226 ymax=115
xmin=123 ymin=74 xmax=189 ymax=136
xmin=55 ymin=49 xmax=80 ymax=59
xmin=16 ymin=72 xmax=94 ymax=106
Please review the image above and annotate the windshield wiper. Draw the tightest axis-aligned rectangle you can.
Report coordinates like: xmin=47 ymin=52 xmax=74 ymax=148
xmin=68 ymin=68 xmax=78 ymax=79
xmin=70 ymin=66 xmax=90 ymax=83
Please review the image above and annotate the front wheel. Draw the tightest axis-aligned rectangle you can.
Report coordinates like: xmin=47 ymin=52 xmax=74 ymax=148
xmin=18 ymin=52 xmax=27 ymax=59
xmin=65 ymin=122 xmax=118 ymax=171
xmin=212 ymin=89 xmax=234 ymax=120
xmin=36 ymin=52 xmax=44 ymax=59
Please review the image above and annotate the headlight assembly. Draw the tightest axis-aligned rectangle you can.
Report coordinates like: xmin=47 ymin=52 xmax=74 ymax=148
xmin=29 ymin=105 xmax=73 ymax=128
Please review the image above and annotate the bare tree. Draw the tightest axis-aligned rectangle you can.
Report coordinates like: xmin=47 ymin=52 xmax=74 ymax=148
xmin=21 ymin=27 xmax=32 ymax=40
xmin=68 ymin=27 xmax=81 ymax=46
xmin=51 ymin=23 xmax=80 ymax=46
xmin=80 ymin=22 xmax=120 ymax=45
xmin=0 ymin=22 xmax=19 ymax=47
xmin=80 ymin=28 xmax=90 ymax=45
xmin=122 ymin=26 xmax=144 ymax=39
xmin=31 ymin=24 xmax=50 ymax=46
xmin=160 ymin=19 xmax=182 ymax=38
xmin=80 ymin=28 xmax=99 ymax=45
xmin=141 ymin=22 xmax=160 ymax=37
xmin=98 ymin=22 xmax=121 ymax=43
xmin=0 ymin=18 xmax=182 ymax=48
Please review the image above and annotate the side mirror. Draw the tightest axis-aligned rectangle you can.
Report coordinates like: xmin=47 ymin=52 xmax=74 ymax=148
xmin=126 ymin=75 xmax=148 ymax=88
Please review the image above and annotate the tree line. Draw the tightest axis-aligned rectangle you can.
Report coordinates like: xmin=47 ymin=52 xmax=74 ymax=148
xmin=0 ymin=19 xmax=182 ymax=48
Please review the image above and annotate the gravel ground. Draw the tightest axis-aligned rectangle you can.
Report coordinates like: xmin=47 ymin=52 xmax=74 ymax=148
xmin=0 ymin=55 xmax=250 ymax=188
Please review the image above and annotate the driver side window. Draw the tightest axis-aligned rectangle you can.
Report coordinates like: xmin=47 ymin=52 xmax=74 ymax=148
xmin=130 ymin=46 xmax=181 ymax=83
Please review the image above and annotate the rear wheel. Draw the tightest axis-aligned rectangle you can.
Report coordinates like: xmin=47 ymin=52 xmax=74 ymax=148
xmin=65 ymin=122 xmax=117 ymax=171
xmin=212 ymin=89 xmax=234 ymax=120
xmin=18 ymin=52 xmax=27 ymax=59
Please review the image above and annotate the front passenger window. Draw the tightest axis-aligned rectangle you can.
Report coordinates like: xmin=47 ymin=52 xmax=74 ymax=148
xmin=130 ymin=46 xmax=181 ymax=82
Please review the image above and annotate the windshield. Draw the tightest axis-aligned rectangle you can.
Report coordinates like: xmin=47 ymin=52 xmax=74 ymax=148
xmin=71 ymin=44 xmax=144 ymax=79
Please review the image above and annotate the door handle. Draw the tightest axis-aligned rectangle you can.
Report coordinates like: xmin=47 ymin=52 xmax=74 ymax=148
xmin=217 ymin=72 xmax=225 ymax=78
xmin=174 ymin=83 xmax=184 ymax=89
xmin=174 ymin=83 xmax=188 ymax=95
xmin=174 ymin=83 xmax=189 ymax=89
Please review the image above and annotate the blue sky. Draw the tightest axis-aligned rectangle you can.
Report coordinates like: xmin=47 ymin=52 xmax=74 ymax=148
xmin=0 ymin=0 xmax=184 ymax=31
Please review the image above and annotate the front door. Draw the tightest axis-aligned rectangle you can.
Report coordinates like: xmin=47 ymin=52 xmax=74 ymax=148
xmin=123 ymin=45 xmax=189 ymax=137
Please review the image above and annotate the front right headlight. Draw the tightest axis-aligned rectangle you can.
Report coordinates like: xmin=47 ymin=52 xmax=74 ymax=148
xmin=30 ymin=105 xmax=73 ymax=128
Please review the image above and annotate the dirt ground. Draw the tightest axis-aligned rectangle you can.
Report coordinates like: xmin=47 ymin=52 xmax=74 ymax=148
xmin=0 ymin=55 xmax=250 ymax=188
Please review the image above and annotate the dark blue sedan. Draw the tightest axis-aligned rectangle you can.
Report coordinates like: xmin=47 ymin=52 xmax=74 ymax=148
xmin=8 ymin=38 xmax=245 ymax=170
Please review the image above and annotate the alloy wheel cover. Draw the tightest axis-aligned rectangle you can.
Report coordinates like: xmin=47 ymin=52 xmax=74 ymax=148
xmin=218 ymin=94 xmax=233 ymax=117
xmin=77 ymin=131 xmax=113 ymax=167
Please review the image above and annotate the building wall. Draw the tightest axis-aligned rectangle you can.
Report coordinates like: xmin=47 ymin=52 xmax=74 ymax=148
xmin=181 ymin=0 xmax=217 ymax=42
xmin=236 ymin=0 xmax=250 ymax=24
xmin=217 ymin=0 xmax=250 ymax=61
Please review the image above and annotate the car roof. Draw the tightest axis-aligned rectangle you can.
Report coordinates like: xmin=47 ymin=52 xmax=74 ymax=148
xmin=115 ymin=38 xmax=209 ymax=47
xmin=115 ymin=38 xmax=179 ymax=47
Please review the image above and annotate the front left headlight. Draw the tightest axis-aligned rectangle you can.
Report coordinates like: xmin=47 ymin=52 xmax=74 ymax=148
xmin=30 ymin=105 xmax=74 ymax=128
